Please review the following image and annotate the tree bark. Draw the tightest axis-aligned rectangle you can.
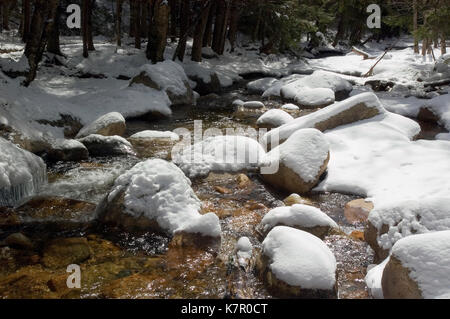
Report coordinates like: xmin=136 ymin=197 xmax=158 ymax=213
xmin=141 ymin=0 xmax=148 ymax=38
xmin=134 ymin=0 xmax=142 ymax=48
xmin=21 ymin=0 xmax=31 ymax=43
xmin=169 ymin=0 xmax=178 ymax=42
xmin=227 ymin=0 xmax=239 ymax=52
xmin=175 ymin=0 xmax=190 ymax=61
xmin=191 ymin=1 xmax=211 ymax=62
xmin=203 ymin=0 xmax=216 ymax=47
xmin=82 ymin=0 xmax=89 ymax=58
xmin=2 ymin=0 xmax=11 ymax=31
xmin=413 ymin=0 xmax=419 ymax=53
xmin=116 ymin=0 xmax=123 ymax=47
xmin=212 ymin=0 xmax=227 ymax=54
xmin=441 ymin=34 xmax=447 ymax=55
xmin=47 ymin=2 xmax=63 ymax=57
xmin=87 ymin=0 xmax=95 ymax=51
xmin=147 ymin=0 xmax=169 ymax=63
xmin=129 ymin=0 xmax=135 ymax=37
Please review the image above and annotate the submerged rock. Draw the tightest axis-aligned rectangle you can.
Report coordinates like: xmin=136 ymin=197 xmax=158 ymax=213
xmin=42 ymin=237 xmax=91 ymax=269
xmin=78 ymin=134 xmax=136 ymax=157
xmin=75 ymin=112 xmax=126 ymax=139
xmin=344 ymin=199 xmax=374 ymax=224
xmin=283 ymin=193 xmax=313 ymax=206
xmin=261 ymin=129 xmax=330 ymax=194
xmin=2 ymin=233 xmax=33 ymax=250
xmin=256 ymin=226 xmax=337 ymax=298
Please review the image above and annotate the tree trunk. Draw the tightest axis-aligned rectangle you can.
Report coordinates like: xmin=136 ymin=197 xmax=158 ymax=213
xmin=116 ymin=0 xmax=123 ymax=47
xmin=23 ymin=0 xmax=59 ymax=86
xmin=87 ymin=0 xmax=95 ymax=51
xmin=169 ymin=0 xmax=178 ymax=42
xmin=203 ymin=0 xmax=216 ymax=47
xmin=141 ymin=0 xmax=148 ymax=38
xmin=82 ymin=0 xmax=89 ymax=58
xmin=227 ymin=0 xmax=239 ymax=52
xmin=218 ymin=0 xmax=231 ymax=54
xmin=47 ymin=3 xmax=63 ymax=56
xmin=147 ymin=0 xmax=169 ymax=63
xmin=129 ymin=0 xmax=135 ymax=37
xmin=212 ymin=0 xmax=226 ymax=54
xmin=21 ymin=0 xmax=31 ymax=43
xmin=413 ymin=0 xmax=419 ymax=53
xmin=134 ymin=0 xmax=142 ymax=48
xmin=441 ymin=34 xmax=447 ymax=55
xmin=175 ymin=0 xmax=190 ymax=61
xmin=2 ymin=0 xmax=10 ymax=30
xmin=191 ymin=1 xmax=211 ymax=62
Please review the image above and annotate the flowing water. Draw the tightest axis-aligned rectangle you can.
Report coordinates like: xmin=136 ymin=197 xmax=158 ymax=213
xmin=0 ymin=79 xmax=446 ymax=299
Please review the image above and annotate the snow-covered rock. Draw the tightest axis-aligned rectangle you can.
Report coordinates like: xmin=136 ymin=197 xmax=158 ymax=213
xmin=247 ymin=78 xmax=279 ymax=95
xmin=47 ymin=139 xmax=89 ymax=162
xmin=365 ymin=258 xmax=389 ymax=299
xmin=382 ymin=231 xmax=450 ymax=299
xmin=98 ymin=159 xmax=221 ymax=239
xmin=78 ymin=134 xmax=136 ymax=157
xmin=259 ymin=204 xmax=338 ymax=239
xmin=281 ymin=103 xmax=300 ymax=111
xmin=293 ymin=88 xmax=335 ymax=108
xmin=75 ymin=112 xmax=126 ymax=139
xmin=243 ymin=101 xmax=265 ymax=109
xmin=256 ymin=109 xmax=294 ymax=129
xmin=236 ymin=237 xmax=253 ymax=267
xmin=263 ymin=93 xmax=385 ymax=146
xmin=173 ymin=135 xmax=266 ymax=178
xmin=256 ymin=226 xmax=337 ymax=298
xmin=436 ymin=132 xmax=450 ymax=141
xmin=0 ymin=137 xmax=47 ymax=207
xmin=365 ymin=198 xmax=450 ymax=262
xmin=129 ymin=130 xmax=180 ymax=141
xmin=261 ymin=129 xmax=330 ymax=194
xmin=130 ymin=61 xmax=195 ymax=105
xmin=280 ymin=70 xmax=353 ymax=101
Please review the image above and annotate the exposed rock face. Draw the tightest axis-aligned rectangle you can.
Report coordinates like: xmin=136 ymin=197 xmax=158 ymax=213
xmin=47 ymin=139 xmax=89 ymax=162
xmin=75 ymin=112 xmax=126 ymax=139
xmin=78 ymin=134 xmax=136 ymax=157
xmin=381 ymin=255 xmax=422 ymax=299
xmin=261 ymin=129 xmax=330 ymax=194
xmin=42 ymin=237 xmax=91 ymax=269
xmin=344 ymin=199 xmax=374 ymax=224
xmin=365 ymin=221 xmax=390 ymax=263
xmin=188 ymin=72 xmax=222 ymax=95
xmin=417 ymin=107 xmax=440 ymax=123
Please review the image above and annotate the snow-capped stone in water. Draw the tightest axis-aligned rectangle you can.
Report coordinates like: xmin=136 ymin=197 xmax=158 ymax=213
xmin=47 ymin=139 xmax=89 ymax=162
xmin=76 ymin=112 xmax=126 ymax=139
xmin=247 ymin=78 xmax=279 ymax=95
xmin=261 ymin=128 xmax=330 ymax=194
xmin=281 ymin=103 xmax=299 ymax=111
xmin=0 ymin=137 xmax=47 ymax=207
xmin=129 ymin=130 xmax=180 ymax=141
xmin=232 ymin=99 xmax=245 ymax=107
xmin=98 ymin=159 xmax=221 ymax=239
xmin=293 ymin=88 xmax=335 ymax=108
xmin=382 ymin=230 xmax=450 ymax=299
xmin=365 ymin=257 xmax=389 ymax=299
xmin=78 ymin=134 xmax=136 ymax=157
xmin=365 ymin=198 xmax=450 ymax=263
xmin=280 ymin=70 xmax=353 ymax=101
xmin=263 ymin=92 xmax=385 ymax=146
xmin=236 ymin=237 xmax=253 ymax=267
xmin=344 ymin=198 xmax=374 ymax=224
xmin=173 ymin=135 xmax=266 ymax=178
xmin=243 ymin=101 xmax=265 ymax=109
xmin=256 ymin=226 xmax=337 ymax=298
xmin=130 ymin=61 xmax=194 ymax=106
xmin=259 ymin=204 xmax=338 ymax=239
xmin=256 ymin=109 xmax=294 ymax=129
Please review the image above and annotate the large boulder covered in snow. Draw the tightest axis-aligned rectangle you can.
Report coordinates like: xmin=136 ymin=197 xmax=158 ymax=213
xmin=0 ymin=137 xmax=47 ymax=207
xmin=76 ymin=112 xmax=126 ymax=139
xmin=263 ymin=92 xmax=385 ymax=147
xmin=78 ymin=134 xmax=136 ymax=157
xmin=98 ymin=159 xmax=221 ymax=243
xmin=256 ymin=109 xmax=294 ymax=130
xmin=382 ymin=231 xmax=450 ymax=299
xmin=128 ymin=130 xmax=180 ymax=159
xmin=130 ymin=61 xmax=195 ymax=106
xmin=280 ymin=70 xmax=353 ymax=102
xmin=365 ymin=198 xmax=450 ymax=263
xmin=293 ymin=88 xmax=335 ymax=109
xmin=256 ymin=226 xmax=337 ymax=298
xmin=261 ymin=128 xmax=330 ymax=194
xmin=173 ymin=135 xmax=266 ymax=178
xmin=47 ymin=139 xmax=89 ymax=162
xmin=258 ymin=204 xmax=338 ymax=239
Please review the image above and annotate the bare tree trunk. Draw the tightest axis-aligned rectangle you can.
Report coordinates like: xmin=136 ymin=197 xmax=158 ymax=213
xmin=203 ymin=0 xmax=216 ymax=47
xmin=116 ymin=0 xmax=123 ymax=46
xmin=169 ymin=0 xmax=178 ymax=42
xmin=413 ymin=0 xmax=419 ymax=53
xmin=175 ymin=0 xmax=190 ymax=61
xmin=141 ymin=0 xmax=148 ymax=38
xmin=2 ymin=0 xmax=10 ymax=30
xmin=23 ymin=0 xmax=59 ymax=86
xmin=227 ymin=0 xmax=239 ymax=52
xmin=441 ymin=34 xmax=447 ymax=55
xmin=147 ymin=0 xmax=169 ymax=63
xmin=212 ymin=0 xmax=226 ymax=54
xmin=21 ymin=0 xmax=31 ymax=43
xmin=47 ymin=2 xmax=63 ymax=57
xmin=218 ymin=0 xmax=231 ymax=54
xmin=82 ymin=0 xmax=89 ymax=58
xmin=129 ymin=0 xmax=135 ymax=37
xmin=191 ymin=1 xmax=211 ymax=62
xmin=134 ymin=0 xmax=142 ymax=48
xmin=87 ymin=0 xmax=95 ymax=51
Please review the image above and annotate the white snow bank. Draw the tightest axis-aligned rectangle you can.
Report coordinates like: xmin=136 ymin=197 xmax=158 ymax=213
xmin=262 ymin=226 xmax=336 ymax=289
xmin=365 ymin=258 xmax=389 ymax=299
xmin=294 ymin=88 xmax=335 ymax=108
xmin=391 ymin=230 xmax=450 ymax=299
xmin=129 ymin=130 xmax=180 ymax=141
xmin=0 ymin=137 xmax=47 ymax=207
xmin=263 ymin=93 xmax=386 ymax=145
xmin=368 ymin=198 xmax=450 ymax=251
xmin=263 ymin=128 xmax=330 ymax=183
xmin=257 ymin=109 xmax=293 ymax=128
xmin=173 ymin=135 xmax=266 ymax=178
xmin=280 ymin=70 xmax=352 ymax=100
xmin=260 ymin=204 xmax=338 ymax=233
xmin=76 ymin=112 xmax=125 ymax=138
xmin=107 ymin=159 xmax=221 ymax=237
